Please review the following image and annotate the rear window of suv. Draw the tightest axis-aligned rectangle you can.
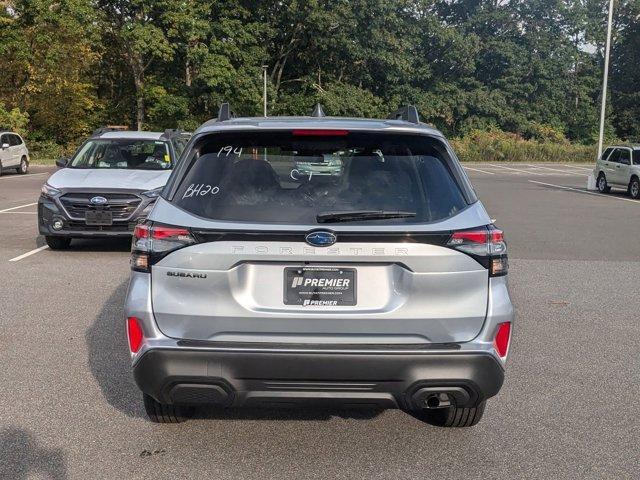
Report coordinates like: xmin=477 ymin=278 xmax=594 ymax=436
xmin=172 ymin=131 xmax=468 ymax=225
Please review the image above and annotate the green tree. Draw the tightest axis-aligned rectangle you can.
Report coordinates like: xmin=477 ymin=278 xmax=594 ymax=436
xmin=98 ymin=0 xmax=174 ymax=129
xmin=0 ymin=0 xmax=99 ymax=143
xmin=0 ymin=103 xmax=29 ymax=135
xmin=610 ymin=0 xmax=640 ymax=140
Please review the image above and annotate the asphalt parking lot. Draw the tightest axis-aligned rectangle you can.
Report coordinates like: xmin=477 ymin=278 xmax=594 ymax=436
xmin=0 ymin=163 xmax=638 ymax=479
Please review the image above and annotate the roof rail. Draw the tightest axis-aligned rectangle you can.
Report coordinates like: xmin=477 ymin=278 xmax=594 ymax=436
xmin=310 ymin=103 xmax=326 ymax=117
xmin=91 ymin=125 xmax=129 ymax=137
xmin=387 ymin=105 xmax=420 ymax=124
xmin=217 ymin=103 xmax=235 ymax=122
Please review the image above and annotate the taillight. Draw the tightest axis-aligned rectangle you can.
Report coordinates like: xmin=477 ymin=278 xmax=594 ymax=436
xmin=131 ymin=222 xmax=196 ymax=272
xmin=447 ymin=225 xmax=508 ymax=276
xmin=127 ymin=316 xmax=144 ymax=353
xmin=493 ymin=322 xmax=512 ymax=359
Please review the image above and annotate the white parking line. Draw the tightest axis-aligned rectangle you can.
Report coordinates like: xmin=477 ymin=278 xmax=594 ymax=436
xmin=526 ymin=165 xmax=587 ymax=176
xmin=0 ymin=202 xmax=37 ymax=213
xmin=0 ymin=172 xmax=47 ymax=180
xmin=9 ymin=245 xmax=49 ymax=262
xmin=463 ymin=166 xmax=495 ymax=175
xmin=564 ymin=165 xmax=593 ymax=171
xmin=1 ymin=211 xmax=37 ymax=215
xmin=487 ymin=164 xmax=544 ymax=175
xmin=528 ymin=180 xmax=640 ymax=204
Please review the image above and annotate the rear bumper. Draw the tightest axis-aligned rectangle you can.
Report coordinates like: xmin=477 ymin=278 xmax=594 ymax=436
xmin=133 ymin=347 xmax=504 ymax=410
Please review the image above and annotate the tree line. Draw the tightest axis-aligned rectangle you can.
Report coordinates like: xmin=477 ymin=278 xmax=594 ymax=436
xmin=1 ymin=0 xmax=638 ymax=153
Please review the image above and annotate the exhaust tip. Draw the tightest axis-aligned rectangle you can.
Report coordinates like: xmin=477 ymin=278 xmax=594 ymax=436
xmin=426 ymin=395 xmax=441 ymax=409
xmin=410 ymin=387 xmax=467 ymax=410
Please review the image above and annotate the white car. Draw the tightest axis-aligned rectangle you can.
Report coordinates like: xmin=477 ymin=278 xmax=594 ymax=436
xmin=38 ymin=128 xmax=190 ymax=249
xmin=595 ymin=145 xmax=640 ymax=199
xmin=0 ymin=131 xmax=30 ymax=175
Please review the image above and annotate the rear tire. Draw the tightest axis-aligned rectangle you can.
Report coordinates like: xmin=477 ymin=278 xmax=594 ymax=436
xmin=17 ymin=156 xmax=28 ymax=174
xmin=629 ymin=177 xmax=640 ymax=199
xmin=413 ymin=400 xmax=486 ymax=428
xmin=143 ymin=393 xmax=190 ymax=423
xmin=597 ymin=173 xmax=611 ymax=193
xmin=45 ymin=236 xmax=71 ymax=250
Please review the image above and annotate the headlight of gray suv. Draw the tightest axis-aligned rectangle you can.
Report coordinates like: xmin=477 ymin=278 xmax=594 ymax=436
xmin=41 ymin=183 xmax=61 ymax=199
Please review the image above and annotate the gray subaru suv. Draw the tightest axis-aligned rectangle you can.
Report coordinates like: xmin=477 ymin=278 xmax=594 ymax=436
xmin=125 ymin=104 xmax=514 ymax=427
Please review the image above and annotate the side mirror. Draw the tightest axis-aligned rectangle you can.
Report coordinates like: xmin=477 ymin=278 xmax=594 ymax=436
xmin=55 ymin=158 xmax=68 ymax=168
xmin=1 ymin=143 xmax=9 ymax=150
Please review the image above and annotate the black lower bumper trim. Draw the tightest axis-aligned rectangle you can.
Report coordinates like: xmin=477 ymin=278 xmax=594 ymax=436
xmin=133 ymin=348 xmax=504 ymax=410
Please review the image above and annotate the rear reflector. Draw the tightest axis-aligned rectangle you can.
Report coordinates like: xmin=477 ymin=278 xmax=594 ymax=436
xmin=127 ymin=317 xmax=144 ymax=353
xmin=493 ymin=322 xmax=512 ymax=358
xmin=291 ymin=129 xmax=349 ymax=136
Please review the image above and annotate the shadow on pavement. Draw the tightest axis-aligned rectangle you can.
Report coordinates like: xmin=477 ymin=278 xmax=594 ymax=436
xmin=65 ymin=237 xmax=131 ymax=252
xmin=85 ymin=281 xmax=144 ymax=418
xmin=0 ymin=428 xmax=67 ymax=480
xmin=34 ymin=235 xmax=131 ymax=251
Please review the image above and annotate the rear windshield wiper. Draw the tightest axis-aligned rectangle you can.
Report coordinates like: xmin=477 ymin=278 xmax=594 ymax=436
xmin=316 ymin=210 xmax=416 ymax=223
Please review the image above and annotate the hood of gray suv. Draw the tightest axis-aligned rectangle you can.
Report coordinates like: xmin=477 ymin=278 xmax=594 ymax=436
xmin=47 ymin=168 xmax=171 ymax=191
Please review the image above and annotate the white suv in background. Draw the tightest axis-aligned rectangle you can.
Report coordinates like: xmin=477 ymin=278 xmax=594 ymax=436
xmin=38 ymin=128 xmax=190 ymax=249
xmin=595 ymin=145 xmax=640 ymax=199
xmin=0 ymin=131 xmax=30 ymax=175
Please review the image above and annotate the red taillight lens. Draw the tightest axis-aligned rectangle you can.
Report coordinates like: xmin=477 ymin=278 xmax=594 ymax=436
xmin=152 ymin=226 xmax=191 ymax=240
xmin=493 ymin=322 xmax=512 ymax=358
xmin=447 ymin=225 xmax=508 ymax=276
xmin=449 ymin=230 xmax=489 ymax=244
xmin=127 ymin=316 xmax=144 ymax=353
xmin=291 ymin=129 xmax=349 ymax=136
xmin=133 ymin=223 xmax=150 ymax=239
xmin=131 ymin=223 xmax=195 ymax=273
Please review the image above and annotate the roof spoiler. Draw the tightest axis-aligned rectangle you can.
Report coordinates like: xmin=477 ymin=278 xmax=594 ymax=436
xmin=387 ymin=105 xmax=420 ymax=124
xmin=217 ymin=103 xmax=235 ymax=122
xmin=91 ymin=125 xmax=129 ymax=137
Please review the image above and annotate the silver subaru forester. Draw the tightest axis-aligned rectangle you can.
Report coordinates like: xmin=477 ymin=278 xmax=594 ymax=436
xmin=124 ymin=104 xmax=514 ymax=427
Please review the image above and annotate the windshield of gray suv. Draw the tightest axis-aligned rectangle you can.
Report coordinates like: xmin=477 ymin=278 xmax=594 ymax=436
xmin=172 ymin=131 xmax=468 ymax=224
xmin=69 ymin=139 xmax=172 ymax=170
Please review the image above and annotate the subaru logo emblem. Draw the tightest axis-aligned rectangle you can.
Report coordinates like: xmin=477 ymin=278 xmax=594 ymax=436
xmin=90 ymin=196 xmax=108 ymax=205
xmin=305 ymin=231 xmax=336 ymax=247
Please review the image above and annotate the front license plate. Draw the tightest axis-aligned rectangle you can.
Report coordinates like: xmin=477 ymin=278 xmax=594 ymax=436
xmin=284 ymin=267 xmax=356 ymax=306
xmin=85 ymin=210 xmax=113 ymax=226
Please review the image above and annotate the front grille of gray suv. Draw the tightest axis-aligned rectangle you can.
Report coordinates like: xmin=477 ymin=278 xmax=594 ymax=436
xmin=59 ymin=192 xmax=142 ymax=221
xmin=124 ymin=104 xmax=514 ymax=427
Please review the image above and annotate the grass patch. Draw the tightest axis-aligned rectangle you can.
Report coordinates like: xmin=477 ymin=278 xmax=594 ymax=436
xmin=29 ymin=156 xmax=57 ymax=166
xmin=451 ymin=130 xmax=596 ymax=163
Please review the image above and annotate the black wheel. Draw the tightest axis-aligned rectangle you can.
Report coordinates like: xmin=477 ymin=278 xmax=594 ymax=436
xmin=597 ymin=173 xmax=611 ymax=193
xmin=17 ymin=156 xmax=28 ymax=174
xmin=412 ymin=401 xmax=486 ymax=428
xmin=45 ymin=236 xmax=71 ymax=250
xmin=0 ymin=161 xmax=3 ymax=177
xmin=629 ymin=177 xmax=640 ymax=199
xmin=143 ymin=393 xmax=190 ymax=423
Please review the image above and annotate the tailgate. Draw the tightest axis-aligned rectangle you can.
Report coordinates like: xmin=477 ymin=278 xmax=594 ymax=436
xmin=151 ymin=240 xmax=488 ymax=344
